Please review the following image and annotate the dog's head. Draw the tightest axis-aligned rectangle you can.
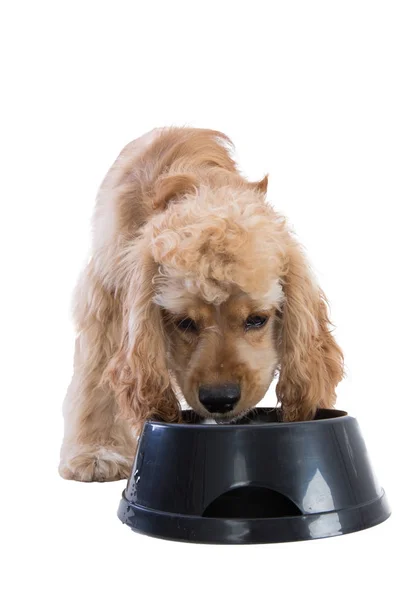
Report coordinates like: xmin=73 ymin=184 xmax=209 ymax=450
xmin=107 ymin=183 xmax=343 ymax=424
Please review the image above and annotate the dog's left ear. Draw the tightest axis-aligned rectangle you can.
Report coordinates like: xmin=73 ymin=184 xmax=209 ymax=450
xmin=276 ymin=242 xmax=344 ymax=421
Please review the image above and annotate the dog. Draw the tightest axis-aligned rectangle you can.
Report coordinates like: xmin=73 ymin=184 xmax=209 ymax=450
xmin=59 ymin=127 xmax=344 ymax=482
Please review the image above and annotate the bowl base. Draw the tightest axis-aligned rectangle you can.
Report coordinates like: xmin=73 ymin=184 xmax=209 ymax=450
xmin=118 ymin=491 xmax=391 ymax=544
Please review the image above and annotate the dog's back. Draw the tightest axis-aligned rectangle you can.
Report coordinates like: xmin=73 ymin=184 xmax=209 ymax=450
xmin=92 ymin=127 xmax=267 ymax=258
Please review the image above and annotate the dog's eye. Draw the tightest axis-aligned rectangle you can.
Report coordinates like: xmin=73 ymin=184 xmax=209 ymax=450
xmin=245 ymin=315 xmax=268 ymax=330
xmin=176 ymin=317 xmax=198 ymax=333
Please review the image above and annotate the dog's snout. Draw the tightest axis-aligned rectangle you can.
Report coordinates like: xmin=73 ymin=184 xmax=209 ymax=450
xmin=198 ymin=383 xmax=241 ymax=414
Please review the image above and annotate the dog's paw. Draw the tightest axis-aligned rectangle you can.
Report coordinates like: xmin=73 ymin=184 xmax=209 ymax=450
xmin=59 ymin=446 xmax=133 ymax=482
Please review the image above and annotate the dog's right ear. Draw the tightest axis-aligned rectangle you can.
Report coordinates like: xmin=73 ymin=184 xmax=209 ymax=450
xmin=104 ymin=234 xmax=180 ymax=426
xmin=152 ymin=173 xmax=198 ymax=210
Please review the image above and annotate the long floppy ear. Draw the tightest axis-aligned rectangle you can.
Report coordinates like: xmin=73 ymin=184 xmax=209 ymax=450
xmin=276 ymin=243 xmax=344 ymax=421
xmin=104 ymin=236 xmax=180 ymax=426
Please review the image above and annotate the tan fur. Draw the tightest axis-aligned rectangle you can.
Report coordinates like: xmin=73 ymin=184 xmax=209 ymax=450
xmin=59 ymin=127 xmax=344 ymax=482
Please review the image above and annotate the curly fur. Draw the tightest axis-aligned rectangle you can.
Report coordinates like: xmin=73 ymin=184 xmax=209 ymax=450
xmin=59 ymin=127 xmax=344 ymax=482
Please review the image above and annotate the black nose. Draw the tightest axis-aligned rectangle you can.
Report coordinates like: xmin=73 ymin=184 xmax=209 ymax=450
xmin=198 ymin=383 xmax=241 ymax=414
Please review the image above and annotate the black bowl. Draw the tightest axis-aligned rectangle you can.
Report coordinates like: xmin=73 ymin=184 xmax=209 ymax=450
xmin=118 ymin=408 xmax=390 ymax=544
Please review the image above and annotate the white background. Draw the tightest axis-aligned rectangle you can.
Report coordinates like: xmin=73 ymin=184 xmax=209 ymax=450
xmin=1 ymin=1 xmax=399 ymax=599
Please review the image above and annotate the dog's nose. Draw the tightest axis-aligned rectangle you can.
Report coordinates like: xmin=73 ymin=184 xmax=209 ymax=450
xmin=198 ymin=383 xmax=241 ymax=414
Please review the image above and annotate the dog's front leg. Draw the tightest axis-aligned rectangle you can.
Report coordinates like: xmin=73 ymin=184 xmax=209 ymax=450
xmin=59 ymin=337 xmax=139 ymax=482
xmin=59 ymin=262 xmax=139 ymax=482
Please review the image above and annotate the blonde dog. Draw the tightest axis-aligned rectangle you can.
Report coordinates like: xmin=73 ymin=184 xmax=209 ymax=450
xmin=59 ymin=127 xmax=343 ymax=482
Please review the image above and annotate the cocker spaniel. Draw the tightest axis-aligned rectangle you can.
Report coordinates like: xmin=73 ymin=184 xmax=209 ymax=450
xmin=59 ymin=127 xmax=343 ymax=482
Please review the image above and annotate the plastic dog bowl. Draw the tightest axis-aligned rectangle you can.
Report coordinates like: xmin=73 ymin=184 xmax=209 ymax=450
xmin=118 ymin=408 xmax=390 ymax=544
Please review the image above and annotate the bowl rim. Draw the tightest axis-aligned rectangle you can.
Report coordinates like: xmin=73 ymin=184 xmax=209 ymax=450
xmin=147 ymin=407 xmax=351 ymax=430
